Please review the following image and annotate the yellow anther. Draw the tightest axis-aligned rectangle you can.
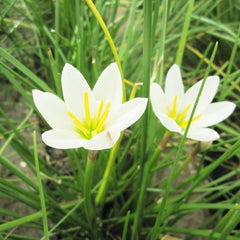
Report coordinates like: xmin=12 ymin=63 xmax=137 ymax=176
xmin=180 ymin=114 xmax=201 ymax=129
xmin=84 ymin=92 xmax=91 ymax=127
xmin=92 ymin=100 xmax=105 ymax=129
xmin=172 ymin=95 xmax=178 ymax=118
xmin=192 ymin=114 xmax=201 ymax=122
xmin=96 ymin=100 xmax=105 ymax=123
xmin=177 ymin=103 xmax=191 ymax=122
xmin=67 ymin=111 xmax=90 ymax=135
xmin=96 ymin=103 xmax=111 ymax=132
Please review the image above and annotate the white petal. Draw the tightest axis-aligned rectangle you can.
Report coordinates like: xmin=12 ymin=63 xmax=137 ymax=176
xmin=182 ymin=76 xmax=219 ymax=115
xmin=83 ymin=130 xmax=120 ymax=150
xmin=150 ymin=83 xmax=167 ymax=118
xmin=61 ymin=63 xmax=92 ymax=119
xmin=108 ymin=98 xmax=148 ymax=132
xmin=157 ymin=114 xmax=182 ymax=132
xmin=93 ymin=63 xmax=122 ymax=116
xmin=184 ymin=127 xmax=220 ymax=141
xmin=42 ymin=129 xmax=88 ymax=149
xmin=32 ymin=90 xmax=74 ymax=130
xmin=193 ymin=101 xmax=236 ymax=128
xmin=165 ymin=64 xmax=184 ymax=102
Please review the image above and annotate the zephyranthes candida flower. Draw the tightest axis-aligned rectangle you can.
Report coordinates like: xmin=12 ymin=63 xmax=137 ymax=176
xmin=150 ymin=64 xmax=236 ymax=141
xmin=33 ymin=63 xmax=147 ymax=150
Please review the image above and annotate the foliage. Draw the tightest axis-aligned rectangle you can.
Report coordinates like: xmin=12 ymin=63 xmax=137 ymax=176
xmin=0 ymin=0 xmax=240 ymax=239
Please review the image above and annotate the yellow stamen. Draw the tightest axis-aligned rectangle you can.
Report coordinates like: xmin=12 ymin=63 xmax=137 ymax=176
xmin=92 ymin=100 xmax=105 ymax=129
xmin=177 ymin=103 xmax=191 ymax=122
xmin=180 ymin=114 xmax=201 ymax=129
xmin=172 ymin=95 xmax=177 ymax=119
xmin=67 ymin=111 xmax=90 ymax=135
xmin=68 ymin=93 xmax=110 ymax=139
xmin=96 ymin=103 xmax=110 ymax=132
xmin=96 ymin=100 xmax=105 ymax=123
xmin=180 ymin=120 xmax=188 ymax=129
xmin=84 ymin=92 xmax=91 ymax=127
xmin=192 ymin=114 xmax=201 ymax=122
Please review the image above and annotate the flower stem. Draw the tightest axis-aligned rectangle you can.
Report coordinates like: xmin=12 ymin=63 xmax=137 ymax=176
xmin=95 ymin=133 xmax=122 ymax=206
xmin=84 ymin=151 xmax=97 ymax=232
xmin=132 ymin=1 xmax=152 ymax=238
xmin=131 ymin=133 xmax=169 ymax=239
xmin=85 ymin=0 xmax=126 ymax=102
xmin=175 ymin=0 xmax=195 ymax=67
xmin=33 ymin=131 xmax=49 ymax=240
xmin=174 ymin=142 xmax=200 ymax=178
xmin=85 ymin=0 xmax=127 ymax=208
xmin=155 ymin=0 xmax=168 ymax=86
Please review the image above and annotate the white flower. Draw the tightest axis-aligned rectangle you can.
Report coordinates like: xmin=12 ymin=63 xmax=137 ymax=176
xmin=150 ymin=64 xmax=236 ymax=141
xmin=33 ymin=63 xmax=147 ymax=150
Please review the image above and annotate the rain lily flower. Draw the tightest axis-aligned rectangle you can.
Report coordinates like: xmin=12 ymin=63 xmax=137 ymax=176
xmin=150 ymin=64 xmax=236 ymax=141
xmin=33 ymin=63 xmax=147 ymax=150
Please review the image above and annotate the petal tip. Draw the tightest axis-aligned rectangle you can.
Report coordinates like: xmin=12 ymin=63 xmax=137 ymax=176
xmin=151 ymin=82 xmax=160 ymax=89
xmin=63 ymin=62 xmax=73 ymax=69
xmin=106 ymin=62 xmax=120 ymax=76
xmin=62 ymin=63 xmax=75 ymax=74
xmin=109 ymin=62 xmax=118 ymax=68
xmin=230 ymin=102 xmax=236 ymax=111
xmin=168 ymin=64 xmax=181 ymax=75
xmin=171 ymin=63 xmax=180 ymax=70
xmin=32 ymin=89 xmax=45 ymax=103
xmin=32 ymin=89 xmax=39 ymax=96
xmin=206 ymin=75 xmax=220 ymax=87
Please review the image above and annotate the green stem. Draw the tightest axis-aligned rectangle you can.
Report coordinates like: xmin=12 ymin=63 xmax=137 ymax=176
xmin=54 ymin=0 xmax=60 ymax=89
xmin=131 ymin=160 xmax=151 ymax=240
xmin=86 ymin=0 xmax=129 ymax=208
xmin=139 ymin=0 xmax=152 ymax=166
xmin=95 ymin=133 xmax=122 ymax=206
xmin=175 ymin=0 xmax=195 ymax=66
xmin=33 ymin=131 xmax=49 ymax=240
xmin=219 ymin=24 xmax=240 ymax=100
xmin=132 ymin=2 xmax=152 ymax=238
xmin=85 ymin=0 xmax=126 ymax=102
xmin=132 ymin=134 xmax=169 ymax=240
xmin=122 ymin=210 xmax=131 ymax=240
xmin=84 ymin=151 xmax=97 ymax=232
xmin=174 ymin=142 xmax=200 ymax=178
xmin=156 ymin=0 xmax=168 ymax=86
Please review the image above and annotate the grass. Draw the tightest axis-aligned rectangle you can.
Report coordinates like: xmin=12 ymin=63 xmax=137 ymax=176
xmin=0 ymin=0 xmax=240 ymax=239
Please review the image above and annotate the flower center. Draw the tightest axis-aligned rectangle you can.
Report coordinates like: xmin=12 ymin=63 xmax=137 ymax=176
xmin=166 ymin=95 xmax=201 ymax=130
xmin=67 ymin=92 xmax=111 ymax=139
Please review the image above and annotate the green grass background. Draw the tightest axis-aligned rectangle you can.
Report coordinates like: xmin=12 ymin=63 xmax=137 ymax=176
xmin=0 ymin=0 xmax=240 ymax=239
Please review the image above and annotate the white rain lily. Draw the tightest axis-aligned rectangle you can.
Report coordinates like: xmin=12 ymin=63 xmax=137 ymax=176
xmin=150 ymin=64 xmax=236 ymax=142
xmin=33 ymin=63 xmax=147 ymax=150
